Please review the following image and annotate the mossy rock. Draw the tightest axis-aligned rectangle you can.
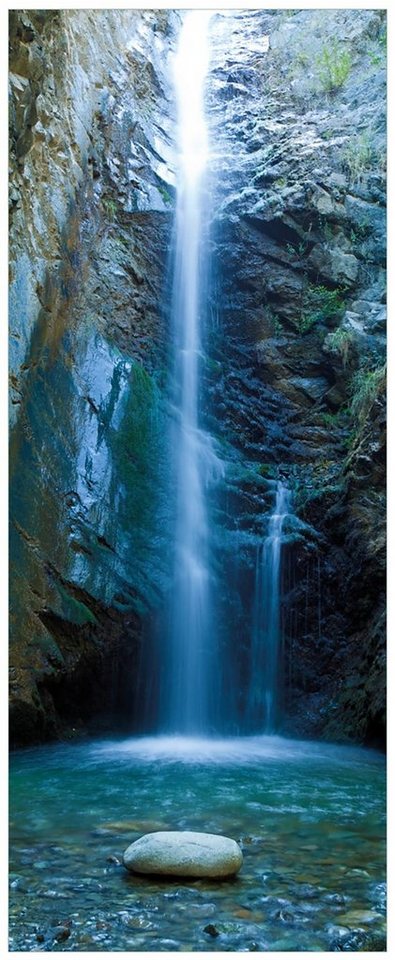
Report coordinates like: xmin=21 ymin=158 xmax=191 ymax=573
xmin=56 ymin=582 xmax=97 ymax=625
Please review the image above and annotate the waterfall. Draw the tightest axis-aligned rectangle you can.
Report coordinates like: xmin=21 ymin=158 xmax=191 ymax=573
xmin=164 ymin=12 xmax=222 ymax=733
xmin=146 ymin=15 xmax=292 ymax=740
xmin=248 ymin=481 xmax=291 ymax=732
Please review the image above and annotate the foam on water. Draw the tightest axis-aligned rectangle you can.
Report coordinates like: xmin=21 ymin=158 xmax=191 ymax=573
xmin=88 ymin=733 xmax=384 ymax=768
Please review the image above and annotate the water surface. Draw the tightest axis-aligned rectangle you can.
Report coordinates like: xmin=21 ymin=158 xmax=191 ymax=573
xmin=9 ymin=734 xmax=385 ymax=951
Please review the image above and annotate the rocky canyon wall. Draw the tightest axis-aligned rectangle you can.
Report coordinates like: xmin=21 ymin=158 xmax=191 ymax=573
xmin=9 ymin=9 xmax=179 ymax=743
xmin=9 ymin=9 xmax=386 ymax=747
xmin=206 ymin=9 xmax=386 ymax=745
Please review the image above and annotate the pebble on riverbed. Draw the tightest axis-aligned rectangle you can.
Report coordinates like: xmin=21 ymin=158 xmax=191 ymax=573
xmin=36 ymin=919 xmax=72 ymax=946
xmin=204 ymin=923 xmax=220 ymax=938
xmin=123 ymin=831 xmax=243 ymax=878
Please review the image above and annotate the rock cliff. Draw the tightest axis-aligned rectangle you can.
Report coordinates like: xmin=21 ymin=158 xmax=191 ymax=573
xmin=206 ymin=9 xmax=386 ymax=745
xmin=9 ymin=9 xmax=179 ymax=743
xmin=9 ymin=9 xmax=386 ymax=746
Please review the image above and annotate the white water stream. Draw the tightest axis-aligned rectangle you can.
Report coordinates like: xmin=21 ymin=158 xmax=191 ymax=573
xmin=249 ymin=481 xmax=292 ymax=731
xmin=165 ymin=12 xmax=223 ymax=732
xmin=161 ymin=16 xmax=291 ymax=737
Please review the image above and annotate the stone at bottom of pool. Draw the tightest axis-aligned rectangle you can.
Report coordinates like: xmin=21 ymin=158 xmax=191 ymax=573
xmin=123 ymin=830 xmax=243 ymax=878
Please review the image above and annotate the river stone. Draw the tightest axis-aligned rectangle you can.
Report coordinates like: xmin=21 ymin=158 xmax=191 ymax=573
xmin=123 ymin=831 xmax=243 ymax=878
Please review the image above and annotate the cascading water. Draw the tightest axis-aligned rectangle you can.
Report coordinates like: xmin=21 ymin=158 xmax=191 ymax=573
xmin=248 ymin=481 xmax=291 ymax=732
xmin=164 ymin=11 xmax=223 ymax=733
xmin=160 ymin=16 xmax=291 ymax=738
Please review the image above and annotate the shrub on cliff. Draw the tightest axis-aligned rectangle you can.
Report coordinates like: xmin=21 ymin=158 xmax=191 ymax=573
xmin=316 ymin=39 xmax=352 ymax=92
xmin=350 ymin=363 xmax=386 ymax=425
xmin=299 ymin=284 xmax=345 ymax=333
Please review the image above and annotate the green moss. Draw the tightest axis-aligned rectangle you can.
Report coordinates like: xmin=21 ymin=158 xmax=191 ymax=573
xmin=113 ymin=363 xmax=157 ymax=470
xmin=56 ymin=582 xmax=97 ymax=625
xmin=295 ymin=479 xmax=345 ymax=513
xmin=157 ymin=183 xmax=172 ymax=205
xmin=204 ymin=356 xmax=223 ymax=378
xmin=109 ymin=362 xmax=165 ymax=545
xmin=258 ymin=463 xmax=277 ymax=478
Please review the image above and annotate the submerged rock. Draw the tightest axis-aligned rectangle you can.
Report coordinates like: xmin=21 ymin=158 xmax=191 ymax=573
xmin=123 ymin=831 xmax=243 ymax=878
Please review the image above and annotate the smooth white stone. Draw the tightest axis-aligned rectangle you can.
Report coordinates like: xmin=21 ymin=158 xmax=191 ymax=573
xmin=123 ymin=830 xmax=243 ymax=878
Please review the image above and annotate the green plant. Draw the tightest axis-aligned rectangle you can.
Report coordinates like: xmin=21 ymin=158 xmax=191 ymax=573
xmin=287 ymin=239 xmax=309 ymax=260
xmin=320 ymin=408 xmax=348 ymax=428
xmin=316 ymin=40 xmax=352 ymax=92
xmin=341 ymin=130 xmax=373 ymax=183
xmin=298 ymin=284 xmax=345 ymax=334
xmin=349 ymin=219 xmax=371 ymax=243
xmin=298 ymin=313 xmax=316 ymax=334
xmin=266 ymin=309 xmax=284 ymax=336
xmin=349 ymin=364 xmax=386 ymax=424
xmin=344 ymin=427 xmax=358 ymax=450
xmin=102 ymin=196 xmax=117 ymax=220
xmin=379 ymin=24 xmax=387 ymax=50
xmin=295 ymin=51 xmax=309 ymax=68
xmin=368 ymin=23 xmax=387 ymax=64
xmin=368 ymin=49 xmax=383 ymax=67
xmin=325 ymin=326 xmax=355 ymax=366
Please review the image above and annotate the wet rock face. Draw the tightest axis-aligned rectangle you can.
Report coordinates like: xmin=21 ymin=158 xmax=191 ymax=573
xmin=9 ymin=9 xmax=178 ymax=744
xmin=205 ymin=9 xmax=386 ymax=745
xmin=9 ymin=9 xmax=178 ymax=408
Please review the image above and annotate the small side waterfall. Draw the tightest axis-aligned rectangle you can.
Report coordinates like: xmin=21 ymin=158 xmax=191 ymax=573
xmin=164 ymin=12 xmax=222 ymax=733
xmin=248 ymin=481 xmax=292 ymax=732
